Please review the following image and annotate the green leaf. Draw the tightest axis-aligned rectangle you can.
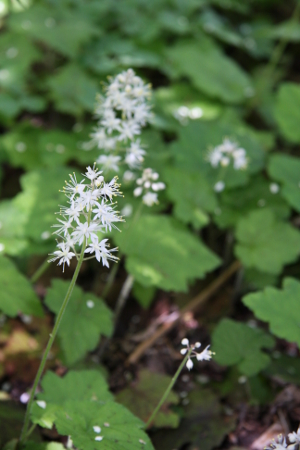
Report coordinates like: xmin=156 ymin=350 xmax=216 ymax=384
xmin=115 ymin=215 xmax=221 ymax=291
xmin=268 ymin=154 xmax=300 ymax=212
xmin=116 ymin=369 xmax=180 ymax=428
xmin=243 ymin=278 xmax=300 ymax=346
xmin=165 ymin=38 xmax=253 ymax=103
xmin=31 ymin=370 xmax=113 ymax=429
xmin=24 ymin=443 xmax=65 ymax=450
xmin=13 ymin=167 xmax=74 ymax=243
xmin=8 ymin=5 xmax=100 ymax=58
xmin=214 ymin=175 xmax=290 ymax=229
xmin=132 ymin=282 xmax=156 ymax=309
xmin=212 ymin=318 xmax=274 ymax=375
xmin=0 ymin=200 xmax=29 ymax=256
xmin=152 ymin=389 xmax=235 ymax=450
xmin=44 ymin=280 xmax=113 ymax=365
xmin=46 ymin=64 xmax=98 ymax=115
xmin=235 ymin=209 xmax=300 ymax=274
xmin=0 ymin=255 xmax=43 ymax=317
xmin=275 ymin=83 xmax=300 ymax=142
xmin=164 ymin=166 xmax=217 ymax=229
xmin=170 ymin=121 xmax=265 ymax=185
xmin=54 ymin=401 xmax=154 ymax=450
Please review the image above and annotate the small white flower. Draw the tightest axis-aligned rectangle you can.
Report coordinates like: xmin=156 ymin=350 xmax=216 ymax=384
xmin=186 ymin=358 xmax=194 ymax=371
xmin=48 ymin=242 xmax=75 ymax=272
xmin=208 ymin=138 xmax=248 ymax=171
xmin=95 ymin=436 xmax=103 ymax=441
xmin=270 ymin=183 xmax=280 ymax=194
xmin=214 ymin=181 xmax=225 ymax=192
xmin=142 ymin=192 xmax=158 ymax=206
xmin=97 ymin=154 xmax=121 ymax=172
xmin=36 ymin=400 xmax=46 ymax=409
xmin=93 ymin=425 xmax=101 ymax=433
xmin=84 ymin=236 xmax=118 ymax=267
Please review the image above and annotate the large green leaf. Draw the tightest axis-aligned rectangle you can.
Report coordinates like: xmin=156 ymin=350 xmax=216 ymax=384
xmin=0 ymin=256 xmax=43 ymax=317
xmin=31 ymin=370 xmax=113 ymax=429
xmin=13 ymin=167 xmax=74 ymax=243
xmin=164 ymin=166 xmax=218 ymax=229
xmin=0 ymin=200 xmax=29 ymax=255
xmin=214 ymin=175 xmax=290 ymax=229
xmin=212 ymin=318 xmax=274 ymax=375
xmin=243 ymin=278 xmax=300 ymax=346
xmin=275 ymin=83 xmax=300 ymax=142
xmin=115 ymin=215 xmax=221 ymax=291
xmin=47 ymin=64 xmax=98 ymax=115
xmin=235 ymin=209 xmax=300 ymax=274
xmin=45 ymin=280 xmax=113 ymax=365
xmin=268 ymin=153 xmax=300 ymax=212
xmin=54 ymin=401 xmax=154 ymax=450
xmin=116 ymin=370 xmax=179 ymax=428
xmin=8 ymin=5 xmax=100 ymax=58
xmin=165 ymin=38 xmax=253 ymax=103
xmin=169 ymin=121 xmax=265 ymax=185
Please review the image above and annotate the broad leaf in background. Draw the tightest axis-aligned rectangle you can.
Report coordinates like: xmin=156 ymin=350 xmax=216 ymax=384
xmin=169 ymin=121 xmax=265 ymax=188
xmin=164 ymin=166 xmax=218 ymax=229
xmin=45 ymin=280 xmax=113 ymax=365
xmin=115 ymin=215 xmax=221 ymax=291
xmin=13 ymin=166 xmax=76 ymax=244
xmin=214 ymin=175 xmax=290 ymax=229
xmin=275 ymin=83 xmax=300 ymax=142
xmin=268 ymin=153 xmax=300 ymax=212
xmin=0 ymin=255 xmax=43 ymax=317
xmin=0 ymin=200 xmax=28 ymax=255
xmin=152 ymin=389 xmax=235 ymax=450
xmin=212 ymin=318 xmax=274 ymax=375
xmin=47 ymin=64 xmax=98 ymax=115
xmin=8 ymin=5 xmax=100 ymax=58
xmin=24 ymin=444 xmax=65 ymax=450
xmin=235 ymin=209 xmax=300 ymax=274
xmin=116 ymin=369 xmax=180 ymax=428
xmin=165 ymin=38 xmax=253 ymax=103
xmin=54 ymin=401 xmax=155 ymax=450
xmin=31 ymin=370 xmax=113 ymax=429
xmin=243 ymin=278 xmax=300 ymax=347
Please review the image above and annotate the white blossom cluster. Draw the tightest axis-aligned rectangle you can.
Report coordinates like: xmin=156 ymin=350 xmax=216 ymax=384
xmin=180 ymin=338 xmax=213 ymax=371
xmin=133 ymin=168 xmax=166 ymax=207
xmin=208 ymin=138 xmax=248 ymax=171
xmin=89 ymin=69 xmax=152 ymax=173
xmin=49 ymin=165 xmax=122 ymax=271
xmin=266 ymin=427 xmax=300 ymax=450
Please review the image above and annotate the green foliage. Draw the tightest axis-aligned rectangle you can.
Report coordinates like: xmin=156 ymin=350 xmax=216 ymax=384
xmin=44 ymin=280 xmax=113 ymax=365
xmin=275 ymin=83 xmax=300 ymax=142
xmin=165 ymin=38 xmax=253 ymax=103
xmin=243 ymin=278 xmax=300 ymax=346
xmin=116 ymin=370 xmax=180 ymax=428
xmin=31 ymin=370 xmax=154 ymax=450
xmin=152 ymin=389 xmax=235 ymax=450
xmin=116 ymin=215 xmax=221 ymax=291
xmin=268 ymin=154 xmax=300 ymax=212
xmin=235 ymin=209 xmax=300 ymax=274
xmin=0 ymin=255 xmax=43 ymax=317
xmin=164 ymin=166 xmax=217 ymax=229
xmin=212 ymin=318 xmax=275 ymax=376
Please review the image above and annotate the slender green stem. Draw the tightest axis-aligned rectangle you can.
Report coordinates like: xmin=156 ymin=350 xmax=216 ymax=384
xmin=30 ymin=258 xmax=49 ymax=284
xmin=145 ymin=348 xmax=193 ymax=429
xmin=19 ymin=243 xmax=86 ymax=446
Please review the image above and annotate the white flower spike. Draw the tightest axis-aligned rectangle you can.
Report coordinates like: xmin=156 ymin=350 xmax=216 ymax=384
xmin=180 ymin=338 xmax=214 ymax=371
xmin=208 ymin=138 xmax=248 ymax=171
xmin=49 ymin=164 xmax=123 ymax=271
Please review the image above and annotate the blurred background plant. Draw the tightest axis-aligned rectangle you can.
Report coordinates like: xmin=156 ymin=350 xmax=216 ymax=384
xmin=1 ymin=0 xmax=300 ymax=449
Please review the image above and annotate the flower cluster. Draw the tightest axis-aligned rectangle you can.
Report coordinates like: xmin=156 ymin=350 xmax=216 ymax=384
xmin=208 ymin=138 xmax=248 ymax=171
xmin=133 ymin=168 xmax=166 ymax=207
xmin=89 ymin=69 xmax=152 ymax=173
xmin=266 ymin=427 xmax=300 ymax=450
xmin=49 ymin=165 xmax=122 ymax=271
xmin=180 ymin=338 xmax=213 ymax=371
